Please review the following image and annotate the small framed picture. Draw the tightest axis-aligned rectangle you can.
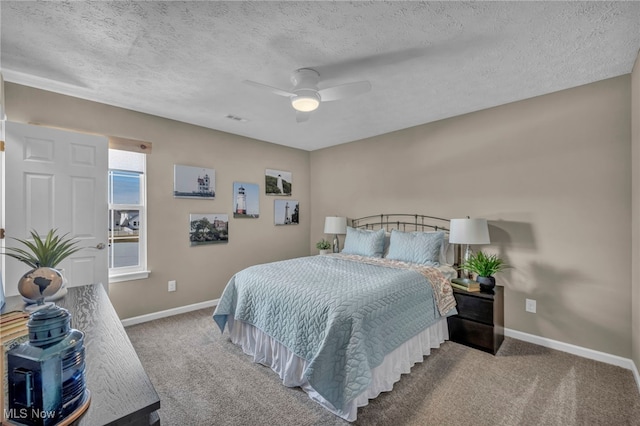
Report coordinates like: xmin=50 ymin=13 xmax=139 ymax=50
xmin=174 ymin=165 xmax=215 ymax=199
xmin=189 ymin=213 xmax=228 ymax=246
xmin=265 ymin=169 xmax=292 ymax=196
xmin=274 ymin=200 xmax=299 ymax=226
xmin=233 ymin=182 xmax=260 ymax=218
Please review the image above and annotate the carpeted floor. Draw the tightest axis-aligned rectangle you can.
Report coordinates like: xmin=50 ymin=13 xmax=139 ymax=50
xmin=126 ymin=309 xmax=640 ymax=425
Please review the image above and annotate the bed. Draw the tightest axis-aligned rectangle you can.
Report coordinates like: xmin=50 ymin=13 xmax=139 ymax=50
xmin=213 ymin=214 xmax=458 ymax=421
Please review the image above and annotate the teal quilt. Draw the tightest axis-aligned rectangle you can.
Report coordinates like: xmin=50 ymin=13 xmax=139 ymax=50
xmin=213 ymin=254 xmax=456 ymax=410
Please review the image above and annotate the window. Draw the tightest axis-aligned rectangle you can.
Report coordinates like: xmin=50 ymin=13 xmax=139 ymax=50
xmin=108 ymin=149 xmax=148 ymax=282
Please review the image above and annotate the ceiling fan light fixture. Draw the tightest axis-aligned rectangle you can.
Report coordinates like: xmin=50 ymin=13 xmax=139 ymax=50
xmin=291 ymin=95 xmax=320 ymax=112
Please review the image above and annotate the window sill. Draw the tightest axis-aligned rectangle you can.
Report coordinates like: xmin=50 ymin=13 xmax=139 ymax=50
xmin=109 ymin=270 xmax=151 ymax=283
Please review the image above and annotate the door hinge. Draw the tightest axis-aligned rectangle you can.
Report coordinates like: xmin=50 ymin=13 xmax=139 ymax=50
xmin=0 ymin=140 xmax=4 ymax=152
xmin=0 ymin=229 xmax=4 ymax=239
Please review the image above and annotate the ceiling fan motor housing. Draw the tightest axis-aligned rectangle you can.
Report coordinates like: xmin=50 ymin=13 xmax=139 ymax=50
xmin=291 ymin=68 xmax=320 ymax=89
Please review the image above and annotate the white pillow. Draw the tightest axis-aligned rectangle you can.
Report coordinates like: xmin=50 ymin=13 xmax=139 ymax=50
xmin=440 ymin=236 xmax=455 ymax=265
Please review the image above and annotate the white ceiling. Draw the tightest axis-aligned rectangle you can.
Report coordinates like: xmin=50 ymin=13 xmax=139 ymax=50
xmin=2 ymin=1 xmax=640 ymax=151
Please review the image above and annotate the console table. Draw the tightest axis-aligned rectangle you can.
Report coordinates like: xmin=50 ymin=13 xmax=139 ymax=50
xmin=1 ymin=284 xmax=160 ymax=425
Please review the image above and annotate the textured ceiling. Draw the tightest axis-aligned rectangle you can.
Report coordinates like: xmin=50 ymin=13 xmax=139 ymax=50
xmin=1 ymin=1 xmax=640 ymax=151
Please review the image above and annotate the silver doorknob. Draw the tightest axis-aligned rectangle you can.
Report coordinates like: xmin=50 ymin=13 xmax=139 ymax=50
xmin=96 ymin=243 xmax=106 ymax=250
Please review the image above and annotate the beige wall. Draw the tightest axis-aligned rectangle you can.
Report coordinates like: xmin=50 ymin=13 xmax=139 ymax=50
xmin=311 ymin=76 xmax=632 ymax=358
xmin=5 ymin=83 xmax=311 ymax=320
xmin=5 ymin=75 xmax=636 ymax=360
xmin=632 ymin=51 xmax=640 ymax=372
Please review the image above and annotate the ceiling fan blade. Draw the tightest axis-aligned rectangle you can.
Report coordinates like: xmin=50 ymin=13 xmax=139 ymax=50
xmin=243 ymin=80 xmax=295 ymax=98
xmin=296 ymin=111 xmax=311 ymax=123
xmin=318 ymin=80 xmax=371 ymax=102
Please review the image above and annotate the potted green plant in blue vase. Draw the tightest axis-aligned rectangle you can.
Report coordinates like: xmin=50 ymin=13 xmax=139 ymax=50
xmin=460 ymin=251 xmax=510 ymax=292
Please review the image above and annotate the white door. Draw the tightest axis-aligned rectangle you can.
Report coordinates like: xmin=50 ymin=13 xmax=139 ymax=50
xmin=4 ymin=122 xmax=108 ymax=296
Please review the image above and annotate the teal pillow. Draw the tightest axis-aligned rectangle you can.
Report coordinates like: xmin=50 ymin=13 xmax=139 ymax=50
xmin=341 ymin=227 xmax=385 ymax=258
xmin=386 ymin=230 xmax=444 ymax=265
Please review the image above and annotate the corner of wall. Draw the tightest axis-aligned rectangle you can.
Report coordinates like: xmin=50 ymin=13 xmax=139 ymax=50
xmin=631 ymin=48 xmax=640 ymax=384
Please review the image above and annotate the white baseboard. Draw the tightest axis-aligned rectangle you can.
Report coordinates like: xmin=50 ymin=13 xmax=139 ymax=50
xmin=121 ymin=299 xmax=219 ymax=327
xmin=505 ymin=328 xmax=640 ymax=394
xmin=632 ymin=361 xmax=640 ymax=395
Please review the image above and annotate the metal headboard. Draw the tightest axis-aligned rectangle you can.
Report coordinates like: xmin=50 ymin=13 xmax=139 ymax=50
xmin=350 ymin=214 xmax=450 ymax=233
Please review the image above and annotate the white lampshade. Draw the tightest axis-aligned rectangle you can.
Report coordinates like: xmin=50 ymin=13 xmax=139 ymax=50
xmin=324 ymin=216 xmax=347 ymax=234
xmin=449 ymin=218 xmax=490 ymax=245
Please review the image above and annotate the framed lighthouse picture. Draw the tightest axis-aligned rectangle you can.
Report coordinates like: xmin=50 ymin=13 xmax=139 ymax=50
xmin=233 ymin=182 xmax=259 ymax=218
xmin=174 ymin=165 xmax=216 ymax=199
xmin=274 ymin=199 xmax=299 ymax=226
xmin=189 ymin=213 xmax=228 ymax=246
xmin=265 ymin=169 xmax=292 ymax=196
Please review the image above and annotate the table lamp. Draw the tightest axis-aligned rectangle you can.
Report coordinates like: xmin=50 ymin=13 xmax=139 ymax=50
xmin=449 ymin=218 xmax=490 ymax=278
xmin=324 ymin=216 xmax=347 ymax=253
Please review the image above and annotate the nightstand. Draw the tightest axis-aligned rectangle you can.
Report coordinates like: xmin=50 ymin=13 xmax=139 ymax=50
xmin=447 ymin=286 xmax=504 ymax=355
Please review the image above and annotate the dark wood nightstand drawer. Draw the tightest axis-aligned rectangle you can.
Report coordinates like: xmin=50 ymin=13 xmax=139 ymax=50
xmin=448 ymin=316 xmax=503 ymax=355
xmin=453 ymin=293 xmax=494 ymax=325
xmin=448 ymin=286 xmax=504 ymax=355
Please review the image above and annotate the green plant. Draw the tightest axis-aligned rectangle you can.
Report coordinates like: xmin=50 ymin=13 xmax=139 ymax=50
xmin=316 ymin=239 xmax=332 ymax=250
xmin=2 ymin=229 xmax=82 ymax=269
xmin=460 ymin=251 xmax=510 ymax=277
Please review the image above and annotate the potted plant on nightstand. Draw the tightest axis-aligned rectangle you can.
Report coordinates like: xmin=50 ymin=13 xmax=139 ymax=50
xmin=460 ymin=251 xmax=510 ymax=293
xmin=316 ymin=239 xmax=332 ymax=255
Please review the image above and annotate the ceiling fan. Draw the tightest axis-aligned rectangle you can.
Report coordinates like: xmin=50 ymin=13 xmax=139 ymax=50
xmin=243 ymin=68 xmax=371 ymax=122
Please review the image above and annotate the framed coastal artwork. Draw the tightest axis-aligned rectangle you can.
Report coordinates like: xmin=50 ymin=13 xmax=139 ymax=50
xmin=174 ymin=165 xmax=215 ymax=199
xmin=233 ymin=182 xmax=260 ymax=218
xmin=189 ymin=213 xmax=228 ymax=246
xmin=265 ymin=169 xmax=292 ymax=196
xmin=274 ymin=200 xmax=299 ymax=226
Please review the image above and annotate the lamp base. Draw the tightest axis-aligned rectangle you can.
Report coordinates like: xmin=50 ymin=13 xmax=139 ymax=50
xmin=460 ymin=244 xmax=474 ymax=279
xmin=332 ymin=234 xmax=340 ymax=253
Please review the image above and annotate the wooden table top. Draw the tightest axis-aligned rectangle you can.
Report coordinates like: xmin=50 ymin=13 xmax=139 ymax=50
xmin=1 ymin=284 xmax=160 ymax=426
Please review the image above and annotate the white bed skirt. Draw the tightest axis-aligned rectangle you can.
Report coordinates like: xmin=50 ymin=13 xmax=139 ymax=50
xmin=227 ymin=316 xmax=449 ymax=421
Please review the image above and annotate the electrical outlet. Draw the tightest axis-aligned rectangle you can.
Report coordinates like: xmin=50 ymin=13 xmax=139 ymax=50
xmin=525 ymin=298 xmax=536 ymax=313
xmin=168 ymin=280 xmax=177 ymax=292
